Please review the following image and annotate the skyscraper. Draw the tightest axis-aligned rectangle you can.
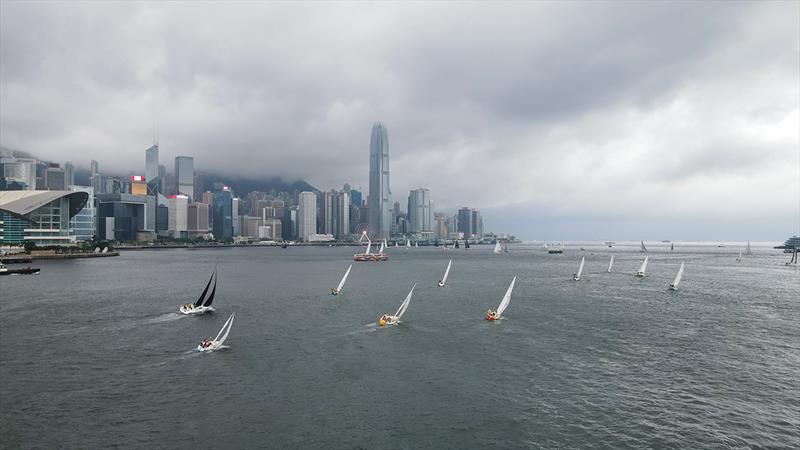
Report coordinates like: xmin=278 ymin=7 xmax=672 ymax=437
xmin=174 ymin=156 xmax=194 ymax=199
xmin=145 ymin=144 xmax=159 ymax=187
xmin=407 ymin=188 xmax=432 ymax=234
xmin=212 ymin=183 xmax=234 ymax=240
xmin=298 ymin=191 xmax=317 ymax=241
xmin=368 ymin=122 xmax=391 ymax=239
xmin=64 ymin=161 xmax=75 ymax=186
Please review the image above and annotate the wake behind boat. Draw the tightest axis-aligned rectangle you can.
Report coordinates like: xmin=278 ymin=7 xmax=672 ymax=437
xmin=180 ymin=268 xmax=217 ymax=315
xmin=331 ymin=264 xmax=352 ymax=295
xmin=378 ymin=284 xmax=415 ymax=327
xmin=486 ymin=276 xmax=516 ymax=321
xmin=197 ymin=313 xmax=234 ymax=352
xmin=437 ymin=260 xmax=452 ymax=287
xmin=668 ymin=262 xmax=685 ymax=291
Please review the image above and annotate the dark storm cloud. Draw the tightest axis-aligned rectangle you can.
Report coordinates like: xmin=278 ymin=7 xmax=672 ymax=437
xmin=1 ymin=1 xmax=797 ymax=239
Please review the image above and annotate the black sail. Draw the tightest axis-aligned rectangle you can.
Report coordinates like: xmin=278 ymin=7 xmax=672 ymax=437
xmin=194 ymin=271 xmax=215 ymax=307
xmin=203 ymin=277 xmax=217 ymax=307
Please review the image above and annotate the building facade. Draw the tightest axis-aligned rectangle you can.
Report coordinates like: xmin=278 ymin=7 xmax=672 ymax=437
xmin=212 ymin=184 xmax=234 ymax=240
xmin=407 ymin=188 xmax=432 ymax=235
xmin=187 ymin=202 xmax=210 ymax=238
xmin=298 ymin=191 xmax=316 ymax=241
xmin=174 ymin=156 xmax=194 ymax=200
xmin=368 ymin=122 xmax=391 ymax=240
xmin=68 ymin=185 xmax=96 ymax=242
xmin=167 ymin=195 xmax=189 ymax=239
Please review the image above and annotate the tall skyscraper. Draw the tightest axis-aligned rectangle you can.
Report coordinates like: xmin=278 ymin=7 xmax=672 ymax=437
xmin=90 ymin=160 xmax=101 ymax=193
xmin=368 ymin=122 xmax=391 ymax=239
xmin=407 ymin=188 xmax=432 ymax=234
xmin=167 ymin=194 xmax=189 ymax=239
xmin=298 ymin=191 xmax=317 ymax=241
xmin=457 ymin=207 xmax=483 ymax=239
xmin=174 ymin=156 xmax=194 ymax=199
xmin=145 ymin=144 xmax=159 ymax=186
xmin=212 ymin=183 xmax=234 ymax=240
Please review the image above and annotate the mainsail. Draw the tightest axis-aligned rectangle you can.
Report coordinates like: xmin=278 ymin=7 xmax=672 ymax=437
xmin=378 ymin=240 xmax=385 ymax=254
xmin=394 ymin=284 xmax=416 ymax=319
xmin=406 ymin=239 xmax=411 ymax=248
xmin=745 ymin=241 xmax=752 ymax=256
xmin=213 ymin=313 xmax=235 ymax=346
xmin=496 ymin=277 xmax=516 ymax=317
xmin=195 ymin=270 xmax=215 ymax=307
xmin=637 ymin=256 xmax=649 ymax=275
xmin=640 ymin=241 xmax=648 ymax=252
xmin=576 ymin=257 xmax=585 ymax=279
xmin=336 ymin=265 xmax=352 ymax=293
xmin=440 ymin=260 xmax=452 ymax=285
xmin=607 ymin=255 xmax=614 ymax=273
xmin=493 ymin=242 xmax=502 ymax=254
xmin=671 ymin=262 xmax=685 ymax=288
xmin=203 ymin=276 xmax=217 ymax=307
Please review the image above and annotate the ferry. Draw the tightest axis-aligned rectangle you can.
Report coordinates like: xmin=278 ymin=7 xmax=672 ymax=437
xmin=775 ymin=236 xmax=800 ymax=253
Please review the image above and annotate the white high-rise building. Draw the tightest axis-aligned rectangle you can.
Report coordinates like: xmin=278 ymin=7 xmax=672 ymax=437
xmin=298 ymin=191 xmax=317 ymax=241
xmin=407 ymin=188 xmax=432 ymax=234
xmin=168 ymin=194 xmax=189 ymax=239
xmin=174 ymin=156 xmax=194 ymax=200
xmin=368 ymin=122 xmax=391 ymax=239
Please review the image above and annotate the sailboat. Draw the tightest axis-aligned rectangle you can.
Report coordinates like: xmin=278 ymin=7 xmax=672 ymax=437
xmin=573 ymin=257 xmax=585 ymax=281
xmin=607 ymin=255 xmax=614 ymax=273
xmin=437 ymin=260 xmax=452 ymax=287
xmin=640 ymin=241 xmax=648 ymax=252
xmin=455 ymin=240 xmax=460 ymax=249
xmin=415 ymin=241 xmax=418 ymax=248
xmin=395 ymin=242 xmax=399 ymax=248
xmin=197 ymin=313 xmax=234 ymax=352
xmin=668 ymin=262 xmax=685 ymax=290
xmin=493 ymin=241 xmax=502 ymax=254
xmin=180 ymin=268 xmax=217 ymax=315
xmin=378 ymin=284 xmax=416 ymax=327
xmin=465 ymin=240 xmax=470 ymax=249
xmin=443 ymin=240 xmax=448 ymax=250
xmin=354 ymin=231 xmax=373 ymax=261
xmin=670 ymin=242 xmax=674 ymax=251
xmin=331 ymin=264 xmax=352 ymax=295
xmin=503 ymin=242 xmax=509 ymax=253
xmin=486 ymin=277 xmax=516 ymax=321
xmin=745 ymin=241 xmax=752 ymax=256
xmin=406 ymin=239 xmax=411 ymax=248
xmin=634 ymin=256 xmax=648 ymax=277
xmin=736 ymin=251 xmax=742 ymax=262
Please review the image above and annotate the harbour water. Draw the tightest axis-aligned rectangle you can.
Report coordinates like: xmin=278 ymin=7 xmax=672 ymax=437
xmin=1 ymin=243 xmax=798 ymax=448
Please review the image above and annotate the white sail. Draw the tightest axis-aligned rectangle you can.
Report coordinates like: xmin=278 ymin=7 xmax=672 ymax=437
xmin=737 ymin=251 xmax=742 ymax=261
xmin=440 ymin=260 xmax=452 ymax=285
xmin=406 ymin=239 xmax=411 ymax=248
xmin=607 ymin=255 xmax=614 ymax=273
xmin=336 ymin=265 xmax=352 ymax=292
xmin=493 ymin=242 xmax=502 ymax=254
xmin=638 ymin=256 xmax=649 ymax=275
xmin=378 ymin=240 xmax=385 ymax=254
xmin=576 ymin=257 xmax=585 ymax=278
xmin=671 ymin=262 xmax=684 ymax=288
xmin=394 ymin=284 xmax=415 ymax=319
xmin=496 ymin=277 xmax=516 ymax=317
xmin=640 ymin=241 xmax=647 ymax=252
xmin=395 ymin=242 xmax=398 ymax=247
xmin=102 ymin=247 xmax=108 ymax=253
xmin=745 ymin=241 xmax=752 ymax=255
xmin=415 ymin=242 xmax=418 ymax=248
xmin=213 ymin=313 xmax=235 ymax=345
xmin=365 ymin=241 xmax=371 ymax=255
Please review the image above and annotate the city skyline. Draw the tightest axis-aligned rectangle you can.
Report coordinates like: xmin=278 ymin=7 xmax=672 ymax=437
xmin=0 ymin=2 xmax=797 ymax=240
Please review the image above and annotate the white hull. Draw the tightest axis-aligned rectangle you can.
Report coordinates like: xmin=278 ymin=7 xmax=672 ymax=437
xmin=180 ymin=305 xmax=215 ymax=315
xmin=197 ymin=343 xmax=227 ymax=352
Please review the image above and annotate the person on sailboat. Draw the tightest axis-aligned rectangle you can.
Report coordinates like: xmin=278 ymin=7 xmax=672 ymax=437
xmin=201 ymin=338 xmax=212 ymax=349
xmin=331 ymin=288 xmax=338 ymax=296
xmin=378 ymin=314 xmax=389 ymax=327
xmin=486 ymin=309 xmax=498 ymax=321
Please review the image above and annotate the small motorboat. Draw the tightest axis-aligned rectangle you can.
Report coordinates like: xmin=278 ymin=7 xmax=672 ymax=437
xmin=0 ymin=264 xmax=40 ymax=275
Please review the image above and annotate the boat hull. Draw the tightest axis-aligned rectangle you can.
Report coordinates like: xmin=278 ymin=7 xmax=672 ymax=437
xmin=0 ymin=268 xmax=40 ymax=275
xmin=180 ymin=305 xmax=215 ymax=315
xmin=634 ymin=272 xmax=646 ymax=278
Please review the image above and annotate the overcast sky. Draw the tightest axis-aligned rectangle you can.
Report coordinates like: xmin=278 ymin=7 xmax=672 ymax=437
xmin=1 ymin=1 xmax=798 ymax=240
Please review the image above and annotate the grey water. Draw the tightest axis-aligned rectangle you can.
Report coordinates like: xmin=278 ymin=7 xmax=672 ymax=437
xmin=1 ymin=243 xmax=798 ymax=449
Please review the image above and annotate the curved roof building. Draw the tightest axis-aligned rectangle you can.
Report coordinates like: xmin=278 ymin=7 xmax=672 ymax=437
xmin=0 ymin=190 xmax=90 ymax=246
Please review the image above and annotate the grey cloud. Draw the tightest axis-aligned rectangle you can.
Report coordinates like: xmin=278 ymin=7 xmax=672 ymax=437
xmin=0 ymin=1 xmax=797 ymax=239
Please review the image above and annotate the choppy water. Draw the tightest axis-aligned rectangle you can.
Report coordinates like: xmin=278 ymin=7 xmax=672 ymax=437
xmin=1 ymin=242 xmax=798 ymax=448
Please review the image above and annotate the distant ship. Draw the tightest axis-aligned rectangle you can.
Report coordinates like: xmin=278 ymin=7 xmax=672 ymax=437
xmin=775 ymin=236 xmax=800 ymax=253
xmin=604 ymin=241 xmax=615 ymax=248
xmin=547 ymin=242 xmax=564 ymax=254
